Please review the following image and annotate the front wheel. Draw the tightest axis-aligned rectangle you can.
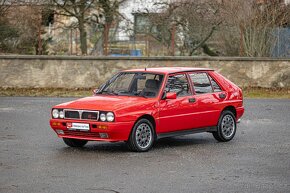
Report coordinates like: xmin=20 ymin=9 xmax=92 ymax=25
xmin=212 ymin=110 xmax=237 ymax=142
xmin=127 ymin=119 xmax=155 ymax=152
xmin=63 ymin=138 xmax=88 ymax=147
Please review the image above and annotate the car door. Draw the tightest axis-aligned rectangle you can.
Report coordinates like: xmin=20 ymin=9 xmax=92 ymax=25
xmin=158 ymin=73 xmax=196 ymax=133
xmin=187 ymin=71 xmax=224 ymax=128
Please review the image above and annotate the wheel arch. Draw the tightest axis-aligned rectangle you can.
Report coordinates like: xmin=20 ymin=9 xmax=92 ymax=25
xmin=135 ymin=114 xmax=156 ymax=130
xmin=222 ymin=106 xmax=237 ymax=118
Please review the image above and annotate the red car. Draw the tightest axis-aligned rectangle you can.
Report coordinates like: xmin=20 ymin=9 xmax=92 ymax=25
xmin=50 ymin=67 xmax=244 ymax=152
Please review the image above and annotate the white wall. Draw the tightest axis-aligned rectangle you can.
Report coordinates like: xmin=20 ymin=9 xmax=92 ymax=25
xmin=117 ymin=0 xmax=168 ymax=40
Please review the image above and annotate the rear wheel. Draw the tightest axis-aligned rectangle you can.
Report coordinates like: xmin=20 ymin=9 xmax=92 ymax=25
xmin=212 ymin=110 xmax=236 ymax=142
xmin=63 ymin=138 xmax=88 ymax=147
xmin=127 ymin=119 xmax=155 ymax=152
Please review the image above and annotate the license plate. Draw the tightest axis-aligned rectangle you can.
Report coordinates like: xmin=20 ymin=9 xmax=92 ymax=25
xmin=67 ymin=123 xmax=90 ymax=131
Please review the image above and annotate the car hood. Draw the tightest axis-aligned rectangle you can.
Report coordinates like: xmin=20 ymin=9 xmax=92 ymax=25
xmin=54 ymin=95 xmax=156 ymax=111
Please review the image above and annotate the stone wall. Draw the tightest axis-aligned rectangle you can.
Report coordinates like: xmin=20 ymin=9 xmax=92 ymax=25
xmin=0 ymin=55 xmax=289 ymax=88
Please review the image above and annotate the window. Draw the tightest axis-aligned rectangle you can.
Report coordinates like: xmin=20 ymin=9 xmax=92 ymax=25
xmin=209 ymin=75 xmax=222 ymax=92
xmin=189 ymin=73 xmax=213 ymax=94
xmin=134 ymin=13 xmax=158 ymax=34
xmin=41 ymin=9 xmax=54 ymax=26
xmin=101 ymin=72 xmax=163 ymax=98
xmin=165 ymin=74 xmax=191 ymax=97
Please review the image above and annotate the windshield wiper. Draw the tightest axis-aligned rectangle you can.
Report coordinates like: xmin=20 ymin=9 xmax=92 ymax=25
xmin=138 ymin=93 xmax=148 ymax=98
xmin=101 ymin=90 xmax=119 ymax=95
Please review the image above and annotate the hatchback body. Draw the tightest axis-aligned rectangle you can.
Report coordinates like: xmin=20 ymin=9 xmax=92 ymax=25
xmin=50 ymin=67 xmax=244 ymax=151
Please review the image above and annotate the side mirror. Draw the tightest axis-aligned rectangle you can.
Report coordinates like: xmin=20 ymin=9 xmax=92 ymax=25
xmin=93 ymin=89 xmax=99 ymax=95
xmin=165 ymin=92 xmax=177 ymax=99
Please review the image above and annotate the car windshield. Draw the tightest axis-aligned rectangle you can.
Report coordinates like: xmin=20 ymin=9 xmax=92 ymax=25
xmin=99 ymin=72 xmax=164 ymax=98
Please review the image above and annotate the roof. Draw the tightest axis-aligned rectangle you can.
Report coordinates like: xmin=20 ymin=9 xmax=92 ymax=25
xmin=124 ymin=67 xmax=213 ymax=74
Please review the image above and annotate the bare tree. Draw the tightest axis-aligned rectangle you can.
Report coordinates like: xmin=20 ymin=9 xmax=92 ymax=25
xmin=88 ymin=0 xmax=127 ymax=55
xmin=0 ymin=0 xmax=10 ymax=17
xmin=92 ymin=0 xmax=127 ymax=55
xmin=220 ymin=0 xmax=290 ymax=57
xmin=52 ymin=0 xmax=96 ymax=55
xmin=0 ymin=0 xmax=19 ymax=52
xmin=138 ymin=0 xmax=222 ymax=56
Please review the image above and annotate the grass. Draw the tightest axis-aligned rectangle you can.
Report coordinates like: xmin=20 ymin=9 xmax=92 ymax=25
xmin=242 ymin=87 xmax=290 ymax=99
xmin=0 ymin=87 xmax=92 ymax=98
xmin=0 ymin=87 xmax=290 ymax=99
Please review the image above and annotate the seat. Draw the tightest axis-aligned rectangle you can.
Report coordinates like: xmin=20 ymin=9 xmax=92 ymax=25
xmin=140 ymin=79 xmax=159 ymax=97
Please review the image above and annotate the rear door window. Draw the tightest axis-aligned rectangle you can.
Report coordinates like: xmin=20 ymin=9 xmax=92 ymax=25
xmin=165 ymin=73 xmax=191 ymax=97
xmin=189 ymin=72 xmax=213 ymax=94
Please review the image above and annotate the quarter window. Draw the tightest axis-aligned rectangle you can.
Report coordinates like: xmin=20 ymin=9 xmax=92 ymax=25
xmin=165 ymin=74 xmax=191 ymax=97
xmin=209 ymin=75 xmax=222 ymax=92
xmin=189 ymin=72 xmax=213 ymax=94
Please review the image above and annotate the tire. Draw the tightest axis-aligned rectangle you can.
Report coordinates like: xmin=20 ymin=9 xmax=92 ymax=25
xmin=127 ymin=119 xmax=155 ymax=152
xmin=212 ymin=110 xmax=237 ymax=142
xmin=63 ymin=138 xmax=88 ymax=147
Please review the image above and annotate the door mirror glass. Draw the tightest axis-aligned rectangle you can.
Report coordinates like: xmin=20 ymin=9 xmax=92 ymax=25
xmin=165 ymin=92 xmax=177 ymax=99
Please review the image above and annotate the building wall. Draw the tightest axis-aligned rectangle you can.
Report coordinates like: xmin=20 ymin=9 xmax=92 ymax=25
xmin=0 ymin=56 xmax=289 ymax=89
xmin=117 ymin=0 xmax=169 ymax=41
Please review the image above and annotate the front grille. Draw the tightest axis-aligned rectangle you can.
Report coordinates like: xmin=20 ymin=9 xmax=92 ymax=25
xmin=81 ymin=111 xmax=99 ymax=120
xmin=64 ymin=109 xmax=99 ymax=121
xmin=63 ymin=130 xmax=100 ymax=138
xmin=65 ymin=110 xmax=80 ymax=119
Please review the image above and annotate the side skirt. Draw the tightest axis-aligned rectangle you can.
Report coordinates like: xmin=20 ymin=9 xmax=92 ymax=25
xmin=157 ymin=126 xmax=217 ymax=139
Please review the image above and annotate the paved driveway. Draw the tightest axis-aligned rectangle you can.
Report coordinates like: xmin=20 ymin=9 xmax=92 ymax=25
xmin=0 ymin=97 xmax=289 ymax=193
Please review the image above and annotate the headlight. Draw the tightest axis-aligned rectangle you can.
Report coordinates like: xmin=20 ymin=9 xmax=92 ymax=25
xmin=106 ymin=112 xmax=114 ymax=122
xmin=59 ymin=110 xmax=64 ymax=119
xmin=52 ymin=109 xmax=59 ymax=118
xmin=100 ymin=113 xmax=106 ymax=121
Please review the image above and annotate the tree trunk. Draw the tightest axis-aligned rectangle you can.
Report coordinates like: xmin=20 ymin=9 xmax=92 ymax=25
xmin=78 ymin=19 xmax=87 ymax=55
xmin=103 ymin=23 xmax=111 ymax=56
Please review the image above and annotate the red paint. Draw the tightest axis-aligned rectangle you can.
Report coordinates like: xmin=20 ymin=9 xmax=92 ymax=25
xmin=50 ymin=67 xmax=244 ymax=142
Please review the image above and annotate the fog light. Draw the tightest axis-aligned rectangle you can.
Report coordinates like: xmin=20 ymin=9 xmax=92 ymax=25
xmin=56 ymin=130 xmax=64 ymax=135
xmin=99 ymin=133 xmax=108 ymax=138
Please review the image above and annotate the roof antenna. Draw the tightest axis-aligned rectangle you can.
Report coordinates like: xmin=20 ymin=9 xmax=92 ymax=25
xmin=145 ymin=63 xmax=149 ymax=71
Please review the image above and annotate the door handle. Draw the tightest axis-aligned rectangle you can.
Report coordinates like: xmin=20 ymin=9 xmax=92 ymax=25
xmin=219 ymin=93 xmax=226 ymax=99
xmin=189 ymin=98 xmax=196 ymax=103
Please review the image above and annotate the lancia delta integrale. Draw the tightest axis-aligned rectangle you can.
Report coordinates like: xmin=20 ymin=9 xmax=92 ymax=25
xmin=50 ymin=67 xmax=244 ymax=152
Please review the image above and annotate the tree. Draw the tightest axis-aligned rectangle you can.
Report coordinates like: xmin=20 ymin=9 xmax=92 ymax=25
xmin=0 ymin=0 xmax=19 ymax=52
xmin=97 ymin=0 xmax=126 ymax=55
xmin=220 ymin=0 xmax=290 ymax=57
xmin=52 ymin=0 xmax=96 ymax=55
xmin=138 ymin=0 xmax=222 ymax=56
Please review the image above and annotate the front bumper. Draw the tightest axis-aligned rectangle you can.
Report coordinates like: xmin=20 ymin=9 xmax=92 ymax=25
xmin=49 ymin=119 xmax=134 ymax=142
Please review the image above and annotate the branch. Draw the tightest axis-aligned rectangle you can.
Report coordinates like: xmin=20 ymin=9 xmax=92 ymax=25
xmin=52 ymin=0 xmax=77 ymax=18
xmin=189 ymin=22 xmax=221 ymax=56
